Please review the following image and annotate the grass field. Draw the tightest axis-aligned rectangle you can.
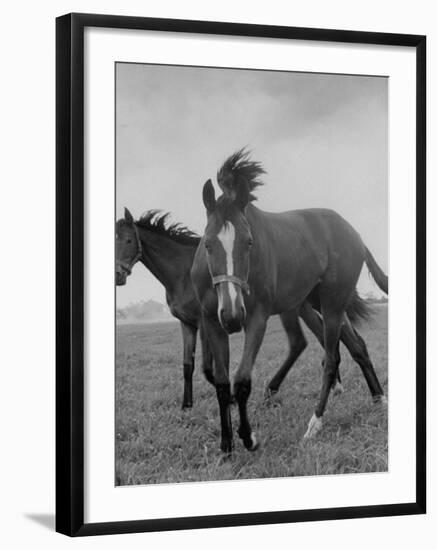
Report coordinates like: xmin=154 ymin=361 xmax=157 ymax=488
xmin=115 ymin=305 xmax=388 ymax=485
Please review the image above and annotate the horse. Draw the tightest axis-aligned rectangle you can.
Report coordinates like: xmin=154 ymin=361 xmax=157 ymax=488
xmin=191 ymin=149 xmax=387 ymax=453
xmin=116 ymin=208 xmax=213 ymax=409
xmin=115 ymin=208 xmax=374 ymax=411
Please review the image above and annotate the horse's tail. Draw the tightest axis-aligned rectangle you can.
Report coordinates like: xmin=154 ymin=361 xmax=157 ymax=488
xmin=306 ymin=286 xmax=372 ymax=326
xmin=364 ymin=247 xmax=388 ymax=294
xmin=346 ymin=290 xmax=373 ymax=326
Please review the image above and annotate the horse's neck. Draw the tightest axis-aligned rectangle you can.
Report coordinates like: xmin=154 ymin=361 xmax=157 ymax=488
xmin=245 ymin=203 xmax=277 ymax=272
xmin=137 ymin=227 xmax=195 ymax=297
xmin=246 ymin=204 xmax=266 ymax=234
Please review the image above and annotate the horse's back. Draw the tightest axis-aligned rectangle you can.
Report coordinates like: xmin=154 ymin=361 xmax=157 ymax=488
xmin=287 ymin=208 xmax=366 ymax=289
xmin=256 ymin=207 xmax=365 ymax=256
xmin=247 ymin=205 xmax=366 ymax=309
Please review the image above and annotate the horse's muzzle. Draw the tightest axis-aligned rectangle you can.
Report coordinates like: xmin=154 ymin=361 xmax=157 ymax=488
xmin=216 ymin=280 xmax=246 ymax=333
xmin=115 ymin=268 xmax=127 ymax=286
xmin=219 ymin=306 xmax=246 ymax=334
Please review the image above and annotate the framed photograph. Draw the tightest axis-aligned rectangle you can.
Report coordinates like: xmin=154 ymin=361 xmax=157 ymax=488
xmin=56 ymin=13 xmax=426 ymax=536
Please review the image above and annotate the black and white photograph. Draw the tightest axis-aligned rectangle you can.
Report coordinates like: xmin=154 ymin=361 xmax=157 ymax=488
xmin=115 ymin=62 xmax=389 ymax=486
xmin=0 ymin=1 xmax=431 ymax=545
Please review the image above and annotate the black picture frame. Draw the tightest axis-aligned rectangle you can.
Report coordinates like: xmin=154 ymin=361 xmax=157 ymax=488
xmin=56 ymin=12 xmax=426 ymax=537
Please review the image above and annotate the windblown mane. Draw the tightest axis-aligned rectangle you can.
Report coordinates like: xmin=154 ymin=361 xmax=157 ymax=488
xmin=217 ymin=148 xmax=265 ymax=202
xmin=135 ymin=210 xmax=200 ymax=246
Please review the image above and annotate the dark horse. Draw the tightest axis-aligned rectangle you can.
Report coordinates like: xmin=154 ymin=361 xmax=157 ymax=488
xmin=116 ymin=208 xmax=373 ymax=410
xmin=191 ymin=150 xmax=388 ymax=453
xmin=116 ymin=208 xmax=213 ymax=409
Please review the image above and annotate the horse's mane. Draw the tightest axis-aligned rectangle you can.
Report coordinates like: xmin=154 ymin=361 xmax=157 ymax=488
xmin=135 ymin=210 xmax=200 ymax=246
xmin=217 ymin=148 xmax=265 ymax=202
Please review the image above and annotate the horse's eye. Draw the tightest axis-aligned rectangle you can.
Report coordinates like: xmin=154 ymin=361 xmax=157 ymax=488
xmin=248 ymin=238 xmax=253 ymax=247
xmin=205 ymin=242 xmax=211 ymax=252
xmin=126 ymin=239 xmax=132 ymax=244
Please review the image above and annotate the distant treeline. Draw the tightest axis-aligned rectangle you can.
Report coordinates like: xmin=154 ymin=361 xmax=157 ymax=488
xmin=364 ymin=294 xmax=388 ymax=304
xmin=116 ymin=299 xmax=173 ymax=323
xmin=117 ymin=294 xmax=386 ymax=323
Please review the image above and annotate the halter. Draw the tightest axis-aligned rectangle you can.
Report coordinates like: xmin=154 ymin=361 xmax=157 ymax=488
xmin=117 ymin=223 xmax=143 ymax=275
xmin=212 ymin=274 xmax=250 ymax=295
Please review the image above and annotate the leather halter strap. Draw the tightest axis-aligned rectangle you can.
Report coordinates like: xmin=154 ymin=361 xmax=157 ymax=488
xmin=118 ymin=223 xmax=143 ymax=275
xmin=212 ymin=274 xmax=250 ymax=295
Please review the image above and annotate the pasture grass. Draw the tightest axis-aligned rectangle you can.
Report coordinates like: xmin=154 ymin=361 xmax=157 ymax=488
xmin=115 ymin=305 xmax=388 ymax=485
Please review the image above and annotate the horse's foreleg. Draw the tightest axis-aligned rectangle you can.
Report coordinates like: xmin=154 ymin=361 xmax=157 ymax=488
xmin=180 ymin=322 xmax=197 ymax=409
xmin=202 ymin=315 xmax=233 ymax=453
xmin=234 ymin=310 xmax=267 ymax=451
xmin=265 ymin=311 xmax=306 ymax=397
xmin=199 ymin=322 xmax=215 ymax=387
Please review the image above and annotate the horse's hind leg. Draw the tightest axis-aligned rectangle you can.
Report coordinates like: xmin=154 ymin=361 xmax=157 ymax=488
xmin=265 ymin=311 xmax=307 ymax=398
xmin=300 ymin=302 xmax=343 ymax=394
xmin=180 ymin=322 xmax=197 ymax=409
xmin=340 ymin=316 xmax=386 ymax=403
xmin=304 ymin=285 xmax=354 ymax=439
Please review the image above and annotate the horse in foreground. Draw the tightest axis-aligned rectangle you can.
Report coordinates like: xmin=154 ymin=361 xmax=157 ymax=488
xmin=191 ymin=149 xmax=387 ymax=453
xmin=115 ymin=208 xmax=375 ymax=410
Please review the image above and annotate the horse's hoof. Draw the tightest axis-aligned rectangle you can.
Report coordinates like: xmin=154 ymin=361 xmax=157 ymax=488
xmin=241 ymin=432 xmax=259 ymax=451
xmin=303 ymin=414 xmax=323 ymax=439
xmin=264 ymin=395 xmax=282 ymax=408
xmin=220 ymin=452 xmax=233 ymax=463
xmin=247 ymin=432 xmax=260 ymax=451
xmin=332 ymin=382 xmax=344 ymax=396
xmin=264 ymin=387 xmax=278 ymax=401
xmin=181 ymin=402 xmax=193 ymax=410
xmin=220 ymin=440 xmax=234 ymax=454
xmin=238 ymin=427 xmax=260 ymax=451
xmin=373 ymin=395 xmax=388 ymax=407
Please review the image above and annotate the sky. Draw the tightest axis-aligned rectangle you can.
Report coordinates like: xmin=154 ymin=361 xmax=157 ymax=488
xmin=116 ymin=63 xmax=388 ymax=307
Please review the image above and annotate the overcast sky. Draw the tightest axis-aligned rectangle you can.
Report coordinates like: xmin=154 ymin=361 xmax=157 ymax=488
xmin=116 ymin=63 xmax=388 ymax=307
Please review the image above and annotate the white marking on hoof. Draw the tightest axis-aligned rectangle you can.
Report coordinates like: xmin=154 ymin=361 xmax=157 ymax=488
xmin=332 ymin=382 xmax=344 ymax=396
xmin=250 ymin=432 xmax=258 ymax=450
xmin=304 ymin=414 xmax=323 ymax=439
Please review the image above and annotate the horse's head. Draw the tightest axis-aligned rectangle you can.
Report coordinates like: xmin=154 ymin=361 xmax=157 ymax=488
xmin=115 ymin=208 xmax=142 ymax=286
xmin=202 ymin=179 xmax=252 ymax=334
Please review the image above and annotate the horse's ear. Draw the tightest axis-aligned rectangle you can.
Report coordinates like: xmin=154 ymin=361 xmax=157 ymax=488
xmin=124 ymin=207 xmax=134 ymax=225
xmin=234 ymin=178 xmax=250 ymax=211
xmin=202 ymin=179 xmax=216 ymax=214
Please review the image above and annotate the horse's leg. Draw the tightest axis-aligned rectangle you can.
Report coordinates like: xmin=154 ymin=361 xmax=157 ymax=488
xmin=180 ymin=322 xmax=197 ymax=409
xmin=300 ymin=302 xmax=343 ymax=394
xmin=202 ymin=315 xmax=233 ymax=453
xmin=340 ymin=316 xmax=386 ymax=403
xmin=265 ymin=311 xmax=307 ymax=398
xmin=304 ymin=284 xmax=354 ymax=439
xmin=199 ymin=323 xmax=215 ymax=387
xmin=233 ymin=310 xmax=267 ymax=451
